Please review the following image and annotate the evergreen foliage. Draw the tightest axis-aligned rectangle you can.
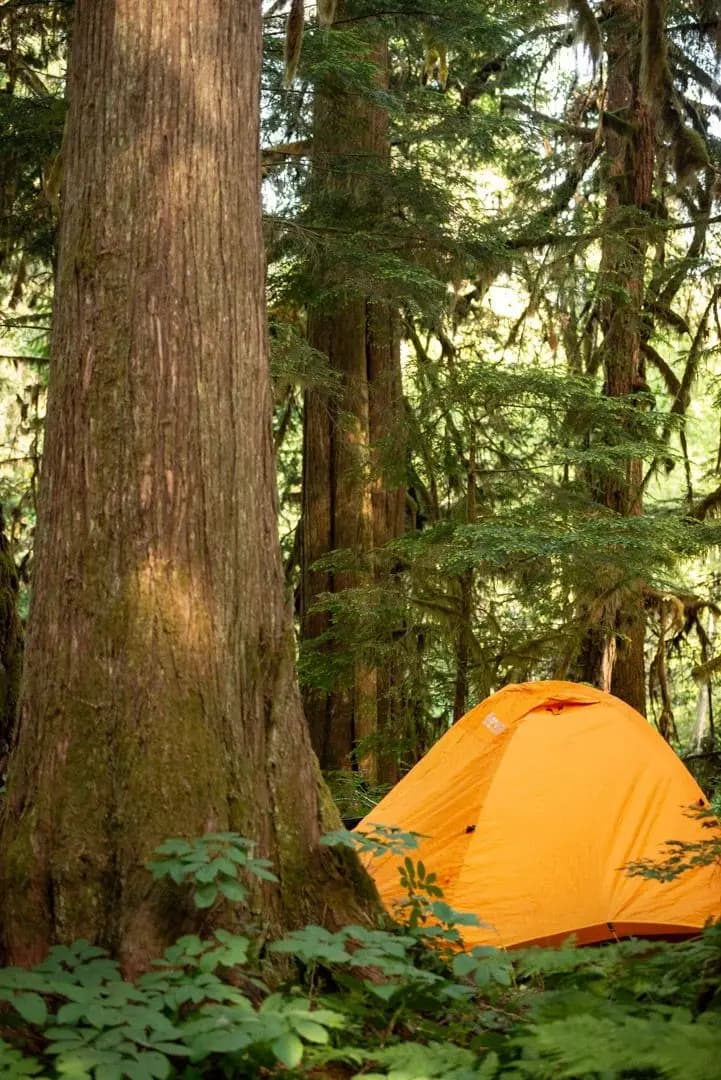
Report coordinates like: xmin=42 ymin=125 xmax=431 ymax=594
xmin=0 ymin=3 xmax=65 ymax=308
xmin=260 ymin=0 xmax=721 ymax=769
xmin=8 ymin=3 xmax=721 ymax=767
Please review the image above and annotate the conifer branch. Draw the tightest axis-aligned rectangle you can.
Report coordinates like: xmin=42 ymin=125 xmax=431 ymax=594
xmin=669 ymin=41 xmax=721 ymax=100
xmin=0 ymin=46 xmax=50 ymax=96
xmin=500 ymin=96 xmax=596 ymax=142
xmin=261 ymin=140 xmax=312 ymax=173
xmin=640 ymin=342 xmax=680 ymax=397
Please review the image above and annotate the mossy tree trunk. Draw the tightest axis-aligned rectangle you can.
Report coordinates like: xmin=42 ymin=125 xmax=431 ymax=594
xmin=301 ymin=14 xmax=405 ymax=782
xmin=578 ymin=0 xmax=653 ymax=715
xmin=0 ymin=0 xmax=375 ymax=975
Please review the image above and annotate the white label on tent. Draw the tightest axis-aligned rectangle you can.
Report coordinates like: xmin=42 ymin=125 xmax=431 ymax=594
xmin=483 ymin=713 xmax=506 ymax=735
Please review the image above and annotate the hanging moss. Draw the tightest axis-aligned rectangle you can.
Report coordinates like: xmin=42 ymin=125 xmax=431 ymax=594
xmin=283 ymin=0 xmax=304 ymax=86
xmin=672 ymin=124 xmax=710 ymax=184
xmin=318 ymin=0 xmax=338 ymax=29
xmin=560 ymin=0 xmax=602 ymax=65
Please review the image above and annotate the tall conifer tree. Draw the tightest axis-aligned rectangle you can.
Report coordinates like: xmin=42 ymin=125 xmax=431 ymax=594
xmin=300 ymin=7 xmax=406 ymax=781
xmin=0 ymin=0 xmax=374 ymax=972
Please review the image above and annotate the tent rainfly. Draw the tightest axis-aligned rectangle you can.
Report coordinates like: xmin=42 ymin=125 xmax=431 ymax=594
xmin=356 ymin=681 xmax=721 ymax=948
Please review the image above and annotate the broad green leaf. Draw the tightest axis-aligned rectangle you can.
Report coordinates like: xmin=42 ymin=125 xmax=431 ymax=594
xmin=55 ymin=1002 xmax=87 ymax=1025
xmin=210 ymin=857 xmax=237 ymax=877
xmin=185 ymin=1029 xmax=253 ymax=1057
xmin=271 ymin=1032 xmax=303 ymax=1069
xmin=225 ymin=848 xmax=249 ymax=864
xmin=218 ymin=878 xmax=247 ymax=903
xmin=193 ymin=884 xmax=218 ymax=909
xmin=289 ymin=1016 xmax=330 ymax=1043
xmin=364 ymin=981 xmax=399 ymax=1001
xmin=153 ymin=839 xmax=193 ymax=857
xmin=94 ymin=1066 xmax=124 ymax=1080
xmin=452 ymin=954 xmax=479 ymax=978
xmin=13 ymin=993 xmax=48 ymax=1027
xmin=127 ymin=1051 xmax=171 ymax=1079
xmin=194 ymin=864 xmax=219 ymax=884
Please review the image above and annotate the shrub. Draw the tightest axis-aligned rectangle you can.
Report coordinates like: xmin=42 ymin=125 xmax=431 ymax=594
xmin=0 ymin=828 xmax=718 ymax=1078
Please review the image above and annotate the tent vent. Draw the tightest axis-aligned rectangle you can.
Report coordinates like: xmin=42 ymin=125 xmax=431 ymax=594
xmin=483 ymin=713 xmax=506 ymax=735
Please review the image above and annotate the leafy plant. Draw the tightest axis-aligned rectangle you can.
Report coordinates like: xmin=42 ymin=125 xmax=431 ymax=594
xmin=625 ymin=804 xmax=721 ymax=883
xmin=147 ymin=832 xmax=278 ymax=909
xmin=0 ymin=833 xmax=720 ymax=1077
xmin=320 ymin=821 xmax=424 ymax=860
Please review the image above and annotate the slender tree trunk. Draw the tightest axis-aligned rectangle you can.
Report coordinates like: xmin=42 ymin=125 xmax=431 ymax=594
xmin=693 ymin=609 xmax=716 ymax=751
xmin=0 ymin=508 xmax=22 ymax=776
xmin=579 ymin=0 xmax=653 ymax=715
xmin=301 ymin=14 xmax=405 ymax=780
xmin=453 ymin=436 xmax=477 ymax=722
xmin=0 ymin=0 xmax=375 ymax=975
xmin=367 ymin=301 xmax=406 ymax=782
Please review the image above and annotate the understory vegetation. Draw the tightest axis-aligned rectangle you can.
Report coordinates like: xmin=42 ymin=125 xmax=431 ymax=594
xmin=0 ymin=830 xmax=720 ymax=1080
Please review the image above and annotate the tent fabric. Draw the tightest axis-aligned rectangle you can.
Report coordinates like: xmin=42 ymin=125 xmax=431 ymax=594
xmin=355 ymin=680 xmax=721 ymax=948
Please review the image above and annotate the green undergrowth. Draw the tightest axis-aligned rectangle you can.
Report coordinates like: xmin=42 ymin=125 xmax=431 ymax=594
xmin=0 ymin=829 xmax=719 ymax=1080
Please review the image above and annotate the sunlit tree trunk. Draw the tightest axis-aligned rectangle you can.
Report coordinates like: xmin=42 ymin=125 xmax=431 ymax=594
xmin=301 ymin=12 xmax=405 ymax=781
xmin=0 ymin=0 xmax=375 ymax=974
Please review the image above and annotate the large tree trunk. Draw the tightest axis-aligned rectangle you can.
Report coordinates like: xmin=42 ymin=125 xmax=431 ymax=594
xmin=0 ymin=0 xmax=375 ymax=975
xmin=578 ymin=0 xmax=653 ymax=715
xmin=301 ymin=16 xmax=405 ymax=781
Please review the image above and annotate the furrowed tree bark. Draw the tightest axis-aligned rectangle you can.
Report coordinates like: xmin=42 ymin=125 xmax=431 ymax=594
xmin=301 ymin=9 xmax=405 ymax=782
xmin=578 ymin=0 xmax=653 ymax=715
xmin=0 ymin=0 xmax=375 ymax=974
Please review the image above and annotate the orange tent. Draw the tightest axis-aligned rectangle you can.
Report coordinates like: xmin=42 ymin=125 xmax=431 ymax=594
xmin=356 ymin=681 xmax=721 ymax=948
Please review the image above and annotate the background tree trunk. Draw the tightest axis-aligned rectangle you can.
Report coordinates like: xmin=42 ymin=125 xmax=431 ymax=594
xmin=0 ymin=507 xmax=22 ymax=777
xmin=0 ymin=0 xmax=375 ymax=975
xmin=301 ymin=16 xmax=405 ymax=781
xmin=578 ymin=0 xmax=652 ymax=715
